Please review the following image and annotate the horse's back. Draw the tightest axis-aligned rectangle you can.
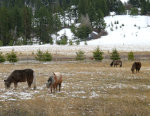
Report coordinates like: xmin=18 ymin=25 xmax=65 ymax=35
xmin=53 ymin=72 xmax=62 ymax=83
xmin=9 ymin=69 xmax=34 ymax=82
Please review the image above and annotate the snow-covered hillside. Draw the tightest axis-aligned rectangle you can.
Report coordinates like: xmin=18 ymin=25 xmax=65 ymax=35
xmin=0 ymin=15 xmax=150 ymax=53
xmin=81 ymin=15 xmax=150 ymax=48
xmin=120 ymin=0 xmax=129 ymax=3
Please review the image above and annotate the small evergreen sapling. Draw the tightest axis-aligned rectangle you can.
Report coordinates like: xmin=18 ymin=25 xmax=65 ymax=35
xmin=6 ymin=50 xmax=18 ymax=63
xmin=35 ymin=50 xmax=52 ymax=61
xmin=128 ymin=51 xmax=134 ymax=61
xmin=93 ymin=47 xmax=103 ymax=61
xmin=43 ymin=51 xmax=52 ymax=61
xmin=0 ymin=52 xmax=5 ymax=63
xmin=76 ymin=50 xmax=85 ymax=60
xmin=110 ymin=49 xmax=120 ymax=60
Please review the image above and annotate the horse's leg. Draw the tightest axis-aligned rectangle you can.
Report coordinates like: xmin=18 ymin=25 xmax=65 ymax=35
xmin=27 ymin=81 xmax=32 ymax=89
xmin=136 ymin=69 xmax=138 ymax=73
xmin=53 ymin=86 xmax=55 ymax=93
xmin=14 ymin=82 xmax=18 ymax=89
xmin=56 ymin=84 xmax=58 ymax=92
xmin=50 ymin=87 xmax=52 ymax=93
xmin=54 ymin=84 xmax=57 ymax=93
xmin=59 ymin=83 xmax=61 ymax=92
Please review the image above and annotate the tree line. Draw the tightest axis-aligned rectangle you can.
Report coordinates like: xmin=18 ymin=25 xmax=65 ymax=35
xmin=0 ymin=0 xmax=149 ymax=46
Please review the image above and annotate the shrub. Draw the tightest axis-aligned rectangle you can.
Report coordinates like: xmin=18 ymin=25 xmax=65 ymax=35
xmin=130 ymin=7 xmax=138 ymax=15
xmin=0 ymin=52 xmax=5 ymax=63
xmin=49 ymin=37 xmax=53 ymax=45
xmin=116 ymin=21 xmax=119 ymax=24
xmin=75 ymin=40 xmax=80 ymax=45
xmin=43 ymin=51 xmax=52 ymax=61
xmin=69 ymin=40 xmax=73 ymax=45
xmin=70 ymin=24 xmax=76 ymax=34
xmin=76 ymin=25 xmax=92 ymax=40
xmin=35 ymin=50 xmax=52 ymax=61
xmin=76 ymin=50 xmax=85 ymax=60
xmin=84 ymin=41 xmax=87 ymax=45
xmin=6 ymin=50 xmax=18 ymax=63
xmin=128 ymin=51 xmax=134 ymax=61
xmin=110 ymin=49 xmax=120 ymax=60
xmin=93 ymin=47 xmax=103 ymax=61
xmin=116 ymin=26 xmax=118 ymax=29
xmin=9 ymin=40 xmax=14 ymax=46
xmin=15 ymin=40 xmax=23 ymax=45
xmin=56 ymin=35 xmax=68 ymax=45
xmin=110 ymin=28 xmax=113 ymax=31
xmin=0 ymin=40 xmax=3 ymax=46
xmin=35 ymin=49 xmax=43 ymax=61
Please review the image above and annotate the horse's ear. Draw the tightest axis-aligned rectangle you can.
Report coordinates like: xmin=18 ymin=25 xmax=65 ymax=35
xmin=53 ymin=72 xmax=56 ymax=76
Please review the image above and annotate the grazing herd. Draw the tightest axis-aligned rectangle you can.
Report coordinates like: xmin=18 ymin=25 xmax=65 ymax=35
xmin=110 ymin=60 xmax=141 ymax=74
xmin=3 ymin=60 xmax=141 ymax=93
xmin=4 ymin=69 xmax=63 ymax=93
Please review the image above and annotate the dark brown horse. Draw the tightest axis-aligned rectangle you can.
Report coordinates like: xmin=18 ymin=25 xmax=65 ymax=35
xmin=46 ymin=72 xmax=62 ymax=93
xmin=131 ymin=62 xmax=141 ymax=73
xmin=110 ymin=60 xmax=122 ymax=67
xmin=4 ymin=69 xmax=36 ymax=89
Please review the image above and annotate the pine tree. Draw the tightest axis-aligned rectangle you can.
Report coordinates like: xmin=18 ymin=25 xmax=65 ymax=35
xmin=110 ymin=49 xmax=120 ymax=60
xmin=0 ymin=52 xmax=5 ymax=63
xmin=22 ymin=6 xmax=32 ymax=44
xmin=93 ymin=47 xmax=103 ymax=61
xmin=94 ymin=9 xmax=106 ymax=32
xmin=76 ymin=50 xmax=85 ymax=60
xmin=128 ymin=51 xmax=134 ymax=61
xmin=6 ymin=49 xmax=18 ymax=63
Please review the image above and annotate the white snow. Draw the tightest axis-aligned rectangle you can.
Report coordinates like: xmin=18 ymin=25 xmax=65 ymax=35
xmin=0 ymin=15 xmax=150 ymax=53
xmin=80 ymin=15 xmax=150 ymax=51
xmin=89 ymin=91 xmax=99 ymax=98
xmin=120 ymin=0 xmax=129 ymax=3
xmin=52 ymin=28 xmax=74 ymax=41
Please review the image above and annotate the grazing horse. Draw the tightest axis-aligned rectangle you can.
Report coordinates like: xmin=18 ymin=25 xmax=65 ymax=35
xmin=46 ymin=72 xmax=62 ymax=93
xmin=131 ymin=62 xmax=141 ymax=73
xmin=110 ymin=60 xmax=122 ymax=67
xmin=4 ymin=69 xmax=36 ymax=89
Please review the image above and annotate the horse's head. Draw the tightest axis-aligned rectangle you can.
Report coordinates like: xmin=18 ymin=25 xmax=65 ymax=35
xmin=110 ymin=61 xmax=113 ymax=67
xmin=46 ymin=76 xmax=54 ymax=88
xmin=4 ymin=80 xmax=11 ymax=89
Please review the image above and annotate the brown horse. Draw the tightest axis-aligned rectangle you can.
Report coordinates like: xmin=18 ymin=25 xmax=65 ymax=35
xmin=4 ymin=69 xmax=36 ymax=89
xmin=110 ymin=60 xmax=122 ymax=67
xmin=131 ymin=62 xmax=141 ymax=73
xmin=46 ymin=72 xmax=62 ymax=93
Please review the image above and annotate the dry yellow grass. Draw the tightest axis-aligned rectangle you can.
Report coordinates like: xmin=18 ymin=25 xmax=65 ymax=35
xmin=0 ymin=61 xmax=150 ymax=116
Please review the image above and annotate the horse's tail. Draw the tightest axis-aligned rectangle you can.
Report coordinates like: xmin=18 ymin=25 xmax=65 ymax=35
xmin=33 ymin=71 xmax=36 ymax=89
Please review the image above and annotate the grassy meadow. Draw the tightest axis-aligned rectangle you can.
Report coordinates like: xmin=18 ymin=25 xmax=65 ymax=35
xmin=0 ymin=60 xmax=150 ymax=116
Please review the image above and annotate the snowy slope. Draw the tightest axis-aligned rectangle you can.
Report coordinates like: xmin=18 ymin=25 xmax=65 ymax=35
xmin=80 ymin=15 xmax=150 ymax=51
xmin=120 ymin=0 xmax=129 ymax=3
xmin=0 ymin=15 xmax=150 ymax=53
